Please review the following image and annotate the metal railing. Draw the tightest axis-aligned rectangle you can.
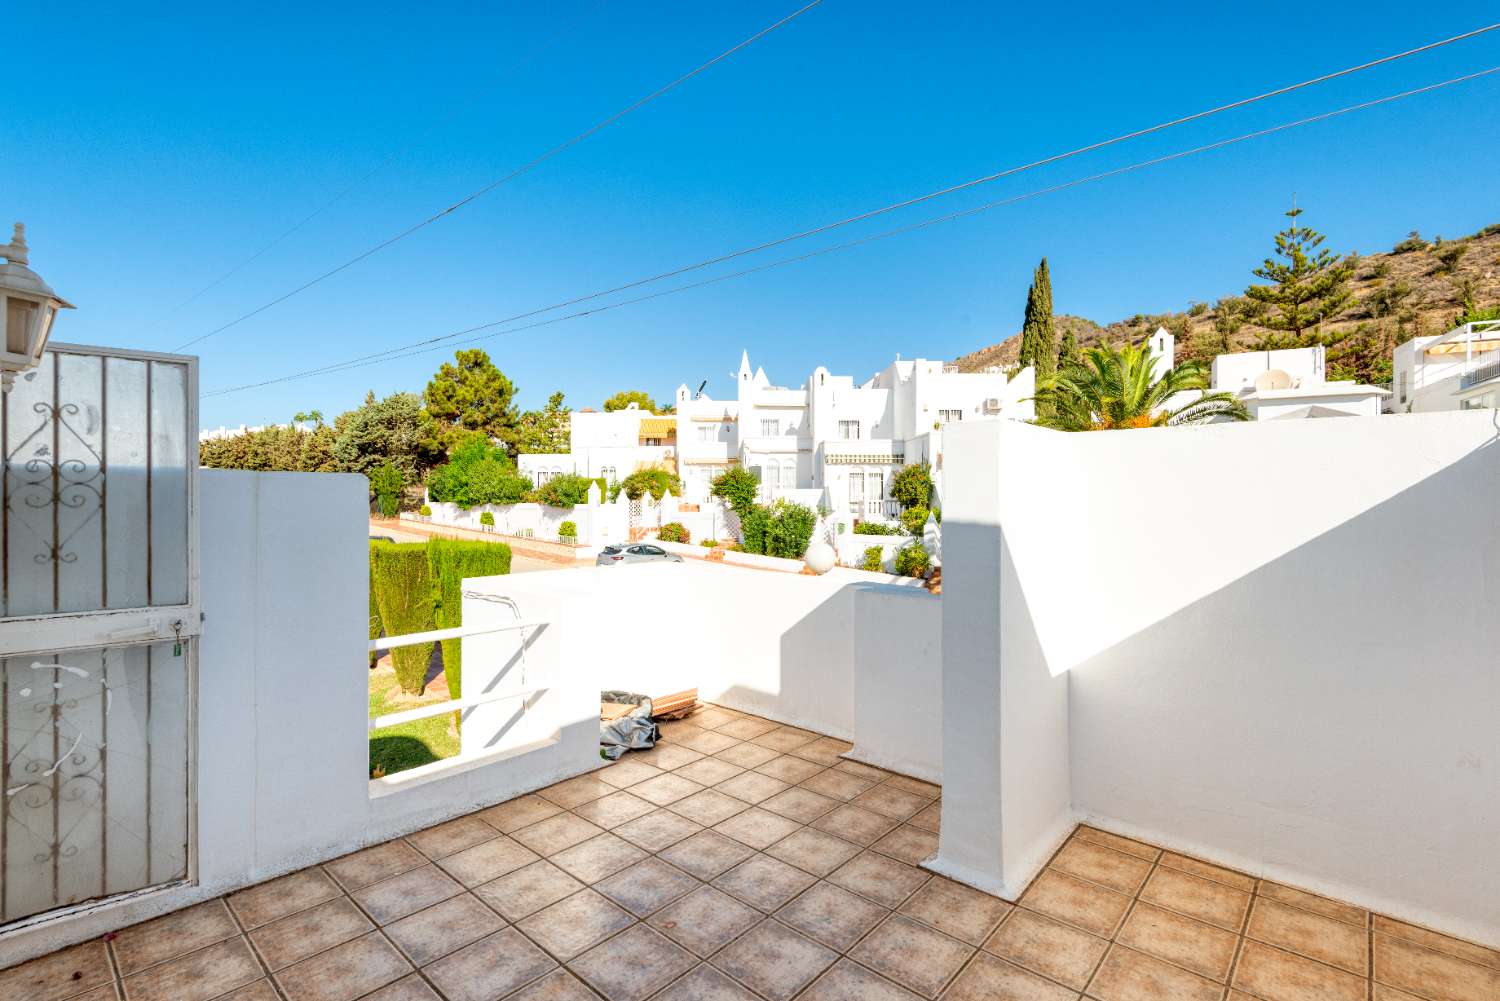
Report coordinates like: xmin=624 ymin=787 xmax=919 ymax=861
xmin=369 ymin=616 xmax=545 ymax=731
xmin=1460 ymin=351 xmax=1500 ymax=391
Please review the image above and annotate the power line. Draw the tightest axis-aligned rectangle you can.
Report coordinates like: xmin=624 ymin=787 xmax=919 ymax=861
xmin=151 ymin=1 xmax=612 ymax=334
xmin=173 ymin=0 xmax=825 ymax=352
xmin=203 ymin=64 xmax=1500 ymax=398
xmin=199 ymin=23 xmax=1500 ymax=387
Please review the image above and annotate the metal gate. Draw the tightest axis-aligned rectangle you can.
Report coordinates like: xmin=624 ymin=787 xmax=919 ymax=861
xmin=0 ymin=343 xmax=198 ymax=928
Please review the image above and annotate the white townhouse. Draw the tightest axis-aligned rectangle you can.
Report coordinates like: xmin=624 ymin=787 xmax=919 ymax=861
xmin=1390 ymin=320 xmax=1500 ymax=414
xmin=517 ymin=403 xmax=676 ymax=487
xmin=673 ymin=350 xmax=1035 ymax=519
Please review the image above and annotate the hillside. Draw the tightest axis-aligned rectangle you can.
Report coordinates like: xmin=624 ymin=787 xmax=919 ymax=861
xmin=954 ymin=223 xmax=1500 ymax=384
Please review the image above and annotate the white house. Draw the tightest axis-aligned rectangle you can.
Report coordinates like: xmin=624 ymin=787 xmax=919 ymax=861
xmin=517 ymin=403 xmax=676 ymax=488
xmin=1391 ymin=320 xmax=1500 ymax=413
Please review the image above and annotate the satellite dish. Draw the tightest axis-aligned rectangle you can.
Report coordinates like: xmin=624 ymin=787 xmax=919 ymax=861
xmin=1255 ymin=369 xmax=1293 ymax=391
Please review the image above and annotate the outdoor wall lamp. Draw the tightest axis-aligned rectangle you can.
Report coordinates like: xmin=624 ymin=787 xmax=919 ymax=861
xmin=0 ymin=223 xmax=73 ymax=392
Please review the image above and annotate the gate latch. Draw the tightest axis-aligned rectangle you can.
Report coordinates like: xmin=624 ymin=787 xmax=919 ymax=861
xmin=171 ymin=619 xmax=184 ymax=657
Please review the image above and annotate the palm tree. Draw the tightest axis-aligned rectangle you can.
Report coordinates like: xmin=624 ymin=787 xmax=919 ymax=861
xmin=1030 ymin=343 xmax=1249 ymax=431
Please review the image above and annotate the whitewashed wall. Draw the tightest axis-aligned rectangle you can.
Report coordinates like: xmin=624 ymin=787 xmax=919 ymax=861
xmin=423 ymin=497 xmax=628 ymax=546
xmin=937 ymin=413 xmax=1500 ymax=947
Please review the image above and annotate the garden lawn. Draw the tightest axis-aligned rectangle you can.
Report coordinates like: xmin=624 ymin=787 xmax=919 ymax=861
xmin=367 ymin=660 xmax=459 ymax=777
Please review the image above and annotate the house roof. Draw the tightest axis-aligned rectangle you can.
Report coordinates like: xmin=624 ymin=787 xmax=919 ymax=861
xmin=638 ymin=416 xmax=676 ymax=438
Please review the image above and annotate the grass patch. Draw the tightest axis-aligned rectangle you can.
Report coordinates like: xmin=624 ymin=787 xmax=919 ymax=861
xmin=368 ymin=660 xmax=458 ymax=777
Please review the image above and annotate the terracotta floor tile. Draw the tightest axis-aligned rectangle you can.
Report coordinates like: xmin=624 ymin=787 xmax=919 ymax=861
xmin=673 ymin=756 xmax=746 ymax=787
xmin=829 ymin=851 xmax=931 ymax=909
xmin=679 ymin=729 xmax=742 ymax=755
xmin=1373 ymin=933 xmax=1500 ymax=1001
xmin=713 ymin=919 xmax=838 ymax=1001
xmin=422 ymin=927 xmax=556 ymax=1001
xmin=477 ymin=794 xmax=564 ymax=833
xmin=850 ymin=783 xmax=929 ymax=821
xmin=907 ymin=801 xmax=942 ymax=833
xmin=352 ymin=864 xmax=464 ymax=924
xmin=1071 ymin=826 xmax=1160 ymax=863
xmin=634 ymin=743 xmax=705 ymax=771
xmin=658 ymin=831 xmax=755 ymax=881
xmin=717 ymin=717 xmax=779 ymax=740
xmin=1115 ymin=901 xmax=1238 ymax=981
xmin=871 ymin=824 xmax=939 ymax=866
xmin=759 ymin=786 xmax=840 ymax=825
xmin=67 ymin=987 xmax=123 ymax=1001
xmin=473 ymin=860 xmax=583 ymax=922
xmin=788 ymin=737 xmax=854 ymax=767
xmin=632 ymin=773 xmax=708 ymax=807
xmin=121 ymin=938 xmax=262 ymax=1001
xmin=248 ymin=897 xmax=373 ymax=970
xmin=571 ymin=924 xmax=696 ymax=1001
xmin=496 ymin=968 xmax=599 ymax=1001
xmin=1373 ymin=915 xmax=1500 ymax=971
xmin=650 ymin=886 xmax=763 ymax=956
xmin=668 ymin=789 xmax=753 ymax=827
xmin=652 ymin=964 xmax=763 ymax=1000
xmin=691 ymin=708 xmax=742 ymax=730
xmin=511 ymin=813 xmax=607 ymax=857
xmin=405 ymin=815 xmax=500 ymax=860
xmin=221 ymin=982 xmax=279 ymax=1001
xmin=983 ymin=907 xmax=1108 ymax=990
xmin=516 ymin=889 xmax=636 ymax=960
xmin=228 ymin=868 xmax=342 ymax=929
xmin=537 ymin=774 xmax=615 ymax=810
xmin=658 ymin=720 xmax=708 ymax=742
xmin=766 ymin=828 xmax=862 ymax=877
xmin=833 ymin=759 xmax=891 ymax=781
xmin=1257 ymin=881 xmax=1367 ymax=927
xmin=800 ymin=958 xmax=925 ymax=1001
xmin=358 ymin=974 xmax=441 ymax=1001
xmin=598 ymin=757 xmax=666 ymax=789
xmin=1248 ymin=897 xmax=1368 ymax=975
xmin=811 ymin=803 xmax=898 ymax=846
xmin=899 ymin=877 xmax=1012 ymax=945
xmin=1371 ymin=985 xmax=1430 ymax=1001
xmin=800 ymin=769 xmax=875 ymax=803
xmin=1049 ymin=839 xmax=1153 ymax=896
xmin=1233 ymin=939 xmax=1367 ymax=1001
xmin=754 ymin=754 xmax=826 ymax=785
xmin=715 ymin=770 xmax=790 ymax=806
xmin=0 ymin=939 xmax=113 ymax=1001
xmin=571 ymin=790 xmax=658 ymax=830
xmin=435 ymin=834 xmax=540 ymax=887
xmin=615 ymin=809 xmax=703 ymax=852
xmin=112 ymin=899 xmax=240 ymax=975
xmin=848 ymin=913 xmax=973 ymax=998
xmin=713 ymin=854 xmax=816 ymax=912
xmin=1139 ymin=865 xmax=1251 ymax=931
xmin=597 ymin=858 xmax=702 ymax=917
xmin=712 ymin=806 xmax=802 ymax=850
xmin=272 ymin=933 xmax=411 ymax=1001
xmin=1085 ymin=944 xmax=1222 ymax=1001
xmin=884 ymin=775 xmax=941 ymax=800
xmin=715 ymin=741 xmax=781 ymax=769
xmin=383 ymin=892 xmax=504 ymax=966
xmin=774 ymin=880 xmax=889 ymax=952
xmin=941 ymin=952 xmax=1077 ymax=1001
xmin=750 ymin=728 xmax=820 ymax=754
xmin=1158 ymin=851 xmax=1256 ymax=892
xmin=323 ymin=840 xmax=426 ymax=892
xmin=549 ymin=832 xmax=648 ymax=884
xmin=1019 ymin=868 xmax=1133 ymax=938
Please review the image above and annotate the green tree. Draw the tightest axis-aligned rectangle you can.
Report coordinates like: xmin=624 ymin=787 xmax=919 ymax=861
xmin=532 ymin=474 xmax=599 ymax=507
xmin=426 ymin=432 xmax=530 ymax=508
xmin=369 ymin=462 xmax=405 ymax=517
xmin=424 ymin=349 xmax=518 ymax=446
xmin=332 ymin=392 xmax=442 ymax=480
xmin=1057 ymin=326 xmax=1083 ymax=369
xmin=1031 ymin=343 xmax=1249 ymax=431
xmin=1244 ymin=205 xmax=1354 ymax=342
xmin=710 ymin=467 xmax=760 ymax=515
xmin=619 ymin=466 xmax=681 ymax=500
xmin=603 ymin=390 xmax=658 ymax=413
xmin=514 ymin=391 xmax=571 ymax=454
xmin=292 ymin=409 xmax=325 ymax=426
xmin=1018 ymin=258 xmax=1057 ymax=381
xmin=889 ymin=463 xmax=933 ymax=511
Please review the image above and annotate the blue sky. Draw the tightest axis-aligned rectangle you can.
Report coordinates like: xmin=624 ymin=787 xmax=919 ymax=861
xmin=6 ymin=2 xmax=1499 ymax=427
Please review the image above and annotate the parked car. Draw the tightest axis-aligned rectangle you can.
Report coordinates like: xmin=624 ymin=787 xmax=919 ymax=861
xmin=596 ymin=543 xmax=684 ymax=566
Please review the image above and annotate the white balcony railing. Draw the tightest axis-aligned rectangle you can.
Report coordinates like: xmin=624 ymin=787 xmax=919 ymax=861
xmin=369 ymin=617 xmax=546 ymax=731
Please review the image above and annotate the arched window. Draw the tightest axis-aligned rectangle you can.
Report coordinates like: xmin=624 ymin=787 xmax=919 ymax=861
xmin=780 ymin=462 xmax=795 ymax=488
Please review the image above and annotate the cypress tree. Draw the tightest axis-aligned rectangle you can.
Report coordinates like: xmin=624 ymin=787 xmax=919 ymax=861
xmin=1019 ymin=258 xmax=1057 ymax=381
xmin=1058 ymin=324 xmax=1083 ymax=369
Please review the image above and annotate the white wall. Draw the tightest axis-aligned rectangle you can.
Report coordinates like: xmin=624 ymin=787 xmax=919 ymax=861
xmin=847 ymin=585 xmax=942 ymax=782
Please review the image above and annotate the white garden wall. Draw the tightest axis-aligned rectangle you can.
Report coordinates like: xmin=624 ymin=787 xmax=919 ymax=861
xmin=936 ymin=412 xmax=1500 ymax=947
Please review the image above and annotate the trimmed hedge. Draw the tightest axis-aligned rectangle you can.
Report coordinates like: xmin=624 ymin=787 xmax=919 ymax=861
xmin=853 ymin=521 xmax=898 ymax=535
xmin=479 ymin=511 xmax=495 ymax=527
xmin=427 ymin=538 xmax=512 ymax=699
xmin=371 ymin=543 xmax=436 ymax=694
xmin=368 ymin=540 xmax=388 ymax=666
xmin=558 ymin=520 xmax=577 ymax=541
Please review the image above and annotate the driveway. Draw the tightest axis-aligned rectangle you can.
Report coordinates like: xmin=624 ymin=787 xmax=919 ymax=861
xmin=369 ymin=519 xmax=582 ymax=574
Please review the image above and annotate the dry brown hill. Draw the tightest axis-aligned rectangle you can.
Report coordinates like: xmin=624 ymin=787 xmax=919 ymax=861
xmin=954 ymin=224 xmax=1500 ymax=384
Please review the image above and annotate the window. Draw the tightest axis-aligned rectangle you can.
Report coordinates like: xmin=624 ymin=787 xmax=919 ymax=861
xmin=938 ymin=409 xmax=964 ymax=423
xmin=848 ymin=472 xmax=864 ymax=513
xmin=760 ymin=419 xmax=780 ymax=437
xmin=780 ymin=462 xmax=796 ymax=488
xmin=698 ymin=425 xmax=716 ymax=442
xmin=1399 ymin=372 xmax=1409 ymax=404
xmin=869 ymin=472 xmax=883 ymax=504
xmin=839 ymin=420 xmax=861 ymax=440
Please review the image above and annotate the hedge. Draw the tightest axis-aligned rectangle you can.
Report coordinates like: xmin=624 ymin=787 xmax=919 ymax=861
xmin=658 ymin=522 xmax=689 ymax=543
xmin=862 ymin=546 xmax=884 ymax=572
xmin=854 ymin=521 xmax=898 ymax=536
xmin=894 ymin=542 xmax=929 ymax=578
xmin=368 ymin=540 xmax=388 ymax=666
xmin=371 ymin=543 xmax=436 ymax=694
xmin=426 ymin=538 xmax=512 ymax=700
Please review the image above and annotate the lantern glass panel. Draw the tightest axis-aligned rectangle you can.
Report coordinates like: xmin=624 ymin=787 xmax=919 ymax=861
xmin=5 ymin=296 xmax=38 ymax=355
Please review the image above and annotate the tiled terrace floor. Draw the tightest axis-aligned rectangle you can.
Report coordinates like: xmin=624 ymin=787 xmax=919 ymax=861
xmin=6 ymin=704 xmax=1499 ymax=1001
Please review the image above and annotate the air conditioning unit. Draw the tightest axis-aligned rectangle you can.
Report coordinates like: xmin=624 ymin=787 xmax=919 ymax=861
xmin=983 ymin=398 xmax=1002 ymax=414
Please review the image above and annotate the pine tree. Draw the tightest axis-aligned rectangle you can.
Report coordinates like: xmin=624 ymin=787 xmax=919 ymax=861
xmin=1244 ymin=205 xmax=1354 ymax=343
xmin=1018 ymin=258 xmax=1057 ymax=380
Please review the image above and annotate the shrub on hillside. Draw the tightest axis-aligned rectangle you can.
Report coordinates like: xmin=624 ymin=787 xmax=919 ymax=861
xmin=862 ymin=546 xmax=884 ymax=572
xmin=658 ymin=522 xmax=690 ymax=543
xmin=427 ymin=538 xmax=511 ymax=699
xmin=1392 ymin=230 xmax=1428 ymax=254
xmin=371 ymin=543 xmax=436 ymax=694
xmin=894 ymin=543 xmax=930 ymax=579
